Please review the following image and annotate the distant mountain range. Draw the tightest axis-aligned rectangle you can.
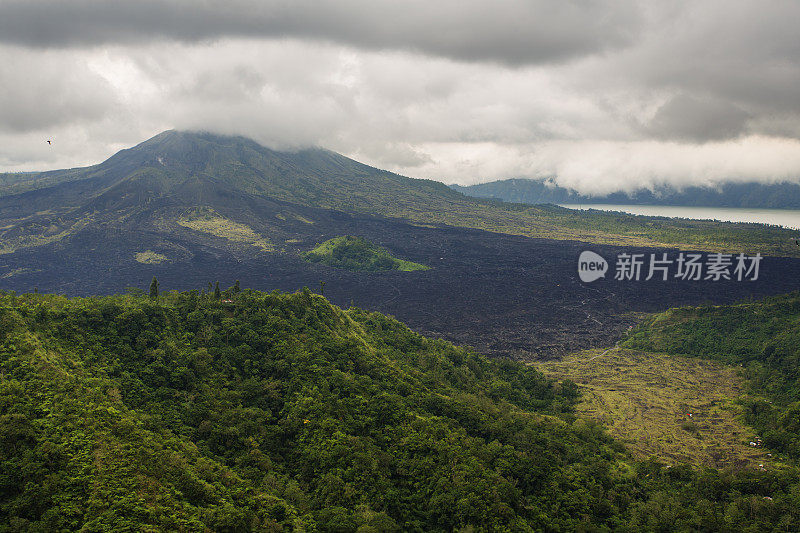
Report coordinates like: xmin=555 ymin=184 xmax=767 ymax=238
xmin=452 ymin=178 xmax=800 ymax=209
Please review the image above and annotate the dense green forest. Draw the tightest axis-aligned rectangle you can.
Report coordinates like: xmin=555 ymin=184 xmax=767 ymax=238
xmin=302 ymin=236 xmax=428 ymax=272
xmin=624 ymin=292 xmax=800 ymax=462
xmin=3 ymin=287 xmax=800 ymax=531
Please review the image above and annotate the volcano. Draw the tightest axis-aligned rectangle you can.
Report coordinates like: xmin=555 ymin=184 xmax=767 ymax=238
xmin=1 ymin=130 xmax=799 ymax=359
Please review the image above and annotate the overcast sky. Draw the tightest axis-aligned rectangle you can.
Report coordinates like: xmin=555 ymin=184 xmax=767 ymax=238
xmin=1 ymin=0 xmax=800 ymax=193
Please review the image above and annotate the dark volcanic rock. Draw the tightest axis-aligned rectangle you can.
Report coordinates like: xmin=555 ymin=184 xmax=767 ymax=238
xmin=3 ymin=209 xmax=798 ymax=360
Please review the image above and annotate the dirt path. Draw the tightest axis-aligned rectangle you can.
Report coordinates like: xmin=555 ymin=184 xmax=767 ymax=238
xmin=585 ymin=342 xmax=620 ymax=362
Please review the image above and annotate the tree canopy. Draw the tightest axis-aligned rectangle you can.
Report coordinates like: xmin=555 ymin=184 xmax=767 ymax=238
xmin=1 ymin=288 xmax=800 ymax=531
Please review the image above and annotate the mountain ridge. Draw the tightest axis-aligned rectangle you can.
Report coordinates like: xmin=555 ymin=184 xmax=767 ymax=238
xmin=4 ymin=130 xmax=799 ymax=261
xmin=453 ymin=177 xmax=800 ymax=209
xmin=0 ymin=130 xmax=465 ymax=223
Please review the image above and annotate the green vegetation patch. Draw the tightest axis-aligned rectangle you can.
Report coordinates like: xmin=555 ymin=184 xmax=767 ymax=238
xmin=177 ymin=207 xmax=273 ymax=251
xmin=302 ymin=235 xmax=429 ymax=271
xmin=0 ymin=217 xmax=92 ymax=255
xmin=134 ymin=250 xmax=168 ymax=264
xmin=540 ymin=348 xmax=765 ymax=469
xmin=0 ymin=288 xmax=620 ymax=531
xmin=0 ymin=268 xmax=40 ymax=279
xmin=622 ymin=291 xmax=800 ymax=462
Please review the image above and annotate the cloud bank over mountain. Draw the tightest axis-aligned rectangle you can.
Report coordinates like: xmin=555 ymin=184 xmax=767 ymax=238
xmin=2 ymin=1 xmax=800 ymax=194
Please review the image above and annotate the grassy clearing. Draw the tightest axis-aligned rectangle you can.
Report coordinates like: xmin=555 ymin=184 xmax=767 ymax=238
xmin=621 ymin=293 xmax=800 ymax=462
xmin=0 ymin=267 xmax=40 ymax=279
xmin=134 ymin=250 xmax=168 ymax=264
xmin=540 ymin=348 xmax=771 ymax=469
xmin=0 ymin=217 xmax=92 ymax=255
xmin=177 ymin=208 xmax=273 ymax=251
xmin=293 ymin=214 xmax=314 ymax=224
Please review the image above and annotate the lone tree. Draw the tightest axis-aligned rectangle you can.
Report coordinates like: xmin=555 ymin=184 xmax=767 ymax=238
xmin=319 ymin=280 xmax=326 ymax=296
xmin=233 ymin=280 xmax=241 ymax=294
xmin=149 ymin=277 xmax=159 ymax=299
xmin=214 ymin=281 xmax=221 ymax=299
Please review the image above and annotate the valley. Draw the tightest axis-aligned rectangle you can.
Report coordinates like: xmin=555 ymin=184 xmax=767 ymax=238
xmin=4 ymin=131 xmax=800 ymax=529
xmin=4 ymin=206 xmax=800 ymax=360
xmin=5 ymin=1 xmax=800 ymax=529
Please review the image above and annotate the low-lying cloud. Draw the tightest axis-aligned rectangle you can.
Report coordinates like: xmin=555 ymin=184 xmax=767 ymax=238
xmin=368 ymin=136 xmax=800 ymax=194
xmin=1 ymin=1 xmax=800 ymax=196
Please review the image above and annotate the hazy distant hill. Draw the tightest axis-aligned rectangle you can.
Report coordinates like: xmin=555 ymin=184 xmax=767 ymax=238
xmin=453 ymin=177 xmax=800 ymax=209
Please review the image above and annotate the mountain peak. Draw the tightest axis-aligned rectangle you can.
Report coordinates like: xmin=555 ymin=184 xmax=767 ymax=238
xmin=0 ymin=129 xmax=463 ymax=228
xmin=96 ymin=129 xmax=293 ymax=180
xmin=132 ymin=129 xmax=330 ymax=157
xmin=139 ymin=129 xmax=261 ymax=148
xmin=113 ymin=129 xmax=255 ymax=160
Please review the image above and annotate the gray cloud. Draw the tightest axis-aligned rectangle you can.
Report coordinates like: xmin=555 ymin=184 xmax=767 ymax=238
xmin=2 ymin=1 xmax=800 ymax=196
xmin=0 ymin=47 xmax=117 ymax=133
xmin=583 ymin=1 xmax=800 ymax=144
xmin=0 ymin=0 xmax=642 ymax=65
xmin=646 ymin=94 xmax=751 ymax=142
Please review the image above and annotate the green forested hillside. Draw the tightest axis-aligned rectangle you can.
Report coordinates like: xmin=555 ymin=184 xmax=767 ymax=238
xmin=0 ymin=288 xmax=601 ymax=531
xmin=624 ymin=292 xmax=800 ymax=460
xmin=3 ymin=288 xmax=800 ymax=531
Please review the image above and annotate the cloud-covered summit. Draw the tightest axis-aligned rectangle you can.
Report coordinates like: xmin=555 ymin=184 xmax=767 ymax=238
xmin=1 ymin=1 xmax=800 ymax=195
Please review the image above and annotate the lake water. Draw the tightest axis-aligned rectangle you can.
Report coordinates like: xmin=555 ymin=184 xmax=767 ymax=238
xmin=559 ymin=204 xmax=800 ymax=230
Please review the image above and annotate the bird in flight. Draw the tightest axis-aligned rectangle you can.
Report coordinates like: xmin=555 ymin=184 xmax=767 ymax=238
xmin=46 ymin=140 xmax=51 ymax=145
